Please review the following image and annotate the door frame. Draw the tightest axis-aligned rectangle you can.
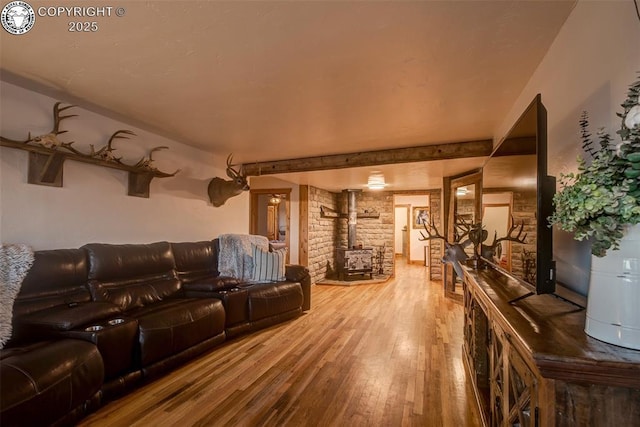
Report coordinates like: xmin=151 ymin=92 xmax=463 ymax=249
xmin=444 ymin=170 xmax=483 ymax=301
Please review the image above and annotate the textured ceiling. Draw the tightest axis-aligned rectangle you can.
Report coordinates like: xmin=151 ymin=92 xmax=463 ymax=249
xmin=0 ymin=0 xmax=576 ymax=191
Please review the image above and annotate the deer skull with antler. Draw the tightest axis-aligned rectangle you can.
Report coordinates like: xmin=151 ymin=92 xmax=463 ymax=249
xmin=207 ymin=154 xmax=249 ymax=207
xmin=2 ymin=102 xmax=79 ymax=151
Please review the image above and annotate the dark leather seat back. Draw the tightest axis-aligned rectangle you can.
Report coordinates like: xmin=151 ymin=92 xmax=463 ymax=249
xmin=13 ymin=249 xmax=90 ymax=319
xmin=82 ymin=242 xmax=180 ymax=312
xmin=170 ymin=241 xmax=219 ymax=284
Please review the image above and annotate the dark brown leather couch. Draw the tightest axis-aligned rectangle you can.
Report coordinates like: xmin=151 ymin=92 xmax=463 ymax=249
xmin=0 ymin=239 xmax=310 ymax=426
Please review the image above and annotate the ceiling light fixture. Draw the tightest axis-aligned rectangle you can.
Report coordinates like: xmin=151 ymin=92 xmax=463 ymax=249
xmin=269 ymin=195 xmax=281 ymax=204
xmin=367 ymin=172 xmax=387 ymax=190
xmin=456 ymin=186 xmax=469 ymax=197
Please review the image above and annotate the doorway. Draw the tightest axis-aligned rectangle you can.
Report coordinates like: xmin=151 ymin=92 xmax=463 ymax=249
xmin=394 ymin=195 xmax=431 ymax=268
xmin=249 ymin=188 xmax=291 ymax=262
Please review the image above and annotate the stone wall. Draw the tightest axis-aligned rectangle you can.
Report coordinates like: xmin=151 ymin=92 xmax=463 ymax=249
xmin=455 ymin=197 xmax=477 ymax=258
xmin=419 ymin=190 xmax=442 ymax=281
xmin=307 ymin=186 xmax=339 ymax=284
xmin=306 ymin=187 xmax=443 ymax=283
xmin=511 ymin=189 xmax=537 ymax=283
xmin=336 ymin=191 xmax=395 ymax=277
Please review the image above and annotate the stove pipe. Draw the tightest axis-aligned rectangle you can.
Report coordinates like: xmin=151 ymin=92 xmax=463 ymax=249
xmin=346 ymin=189 xmax=359 ymax=249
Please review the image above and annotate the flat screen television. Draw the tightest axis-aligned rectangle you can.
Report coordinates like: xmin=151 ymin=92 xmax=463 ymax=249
xmin=481 ymin=94 xmax=556 ymax=298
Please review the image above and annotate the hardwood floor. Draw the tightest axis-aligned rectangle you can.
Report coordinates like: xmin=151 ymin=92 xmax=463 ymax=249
xmin=79 ymin=264 xmax=480 ymax=427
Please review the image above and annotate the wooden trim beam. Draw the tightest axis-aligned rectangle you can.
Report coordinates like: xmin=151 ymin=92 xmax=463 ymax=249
xmin=242 ymin=139 xmax=493 ymax=176
xmin=298 ymin=185 xmax=309 ymax=268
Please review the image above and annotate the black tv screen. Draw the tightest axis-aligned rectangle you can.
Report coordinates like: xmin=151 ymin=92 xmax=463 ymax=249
xmin=481 ymin=94 xmax=556 ymax=294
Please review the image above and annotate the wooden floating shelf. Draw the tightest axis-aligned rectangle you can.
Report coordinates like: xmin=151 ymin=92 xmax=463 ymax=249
xmin=1 ymin=138 xmax=176 ymax=198
xmin=320 ymin=205 xmax=380 ymax=219
xmin=357 ymin=213 xmax=381 ymax=218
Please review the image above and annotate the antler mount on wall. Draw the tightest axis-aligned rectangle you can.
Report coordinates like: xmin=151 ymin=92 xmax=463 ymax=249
xmin=0 ymin=102 xmax=180 ymax=198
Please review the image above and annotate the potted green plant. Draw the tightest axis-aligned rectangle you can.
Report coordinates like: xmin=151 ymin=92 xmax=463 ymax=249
xmin=549 ymin=75 xmax=640 ymax=350
xmin=549 ymin=77 xmax=640 ymax=256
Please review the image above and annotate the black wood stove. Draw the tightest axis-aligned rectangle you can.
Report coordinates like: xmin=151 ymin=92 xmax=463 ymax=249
xmin=337 ymin=247 xmax=373 ymax=280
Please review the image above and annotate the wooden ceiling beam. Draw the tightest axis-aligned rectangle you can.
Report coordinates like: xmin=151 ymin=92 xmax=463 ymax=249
xmin=242 ymin=139 xmax=493 ymax=176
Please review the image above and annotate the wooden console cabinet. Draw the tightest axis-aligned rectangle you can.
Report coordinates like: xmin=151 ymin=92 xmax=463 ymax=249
xmin=462 ymin=268 xmax=640 ymax=427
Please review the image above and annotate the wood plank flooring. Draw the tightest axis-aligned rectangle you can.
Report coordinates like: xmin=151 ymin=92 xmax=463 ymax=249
xmin=79 ymin=264 xmax=480 ymax=427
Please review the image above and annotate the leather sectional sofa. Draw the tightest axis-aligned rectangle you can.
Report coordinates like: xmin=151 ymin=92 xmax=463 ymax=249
xmin=0 ymin=239 xmax=310 ymax=426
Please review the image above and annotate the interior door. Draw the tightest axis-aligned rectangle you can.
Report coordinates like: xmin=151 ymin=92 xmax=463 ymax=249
xmin=266 ymin=205 xmax=277 ymax=241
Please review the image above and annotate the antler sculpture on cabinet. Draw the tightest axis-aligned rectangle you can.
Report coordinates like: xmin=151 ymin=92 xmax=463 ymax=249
xmin=207 ymin=154 xmax=250 ymax=207
xmin=480 ymin=216 xmax=528 ymax=261
xmin=419 ymin=217 xmax=472 ymax=278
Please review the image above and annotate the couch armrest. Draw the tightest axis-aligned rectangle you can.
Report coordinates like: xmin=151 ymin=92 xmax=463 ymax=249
xmin=14 ymin=302 xmax=122 ymax=340
xmin=285 ymin=264 xmax=309 ymax=283
xmin=182 ymin=276 xmax=242 ymax=293
xmin=285 ymin=265 xmax=311 ymax=311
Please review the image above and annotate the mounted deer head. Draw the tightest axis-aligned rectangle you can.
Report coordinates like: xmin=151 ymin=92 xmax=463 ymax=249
xmin=419 ymin=217 xmax=473 ymax=278
xmin=480 ymin=216 xmax=528 ymax=261
xmin=207 ymin=154 xmax=249 ymax=207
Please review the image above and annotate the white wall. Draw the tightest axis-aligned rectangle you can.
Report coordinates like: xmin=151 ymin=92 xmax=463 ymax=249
xmin=249 ymin=176 xmax=300 ymax=264
xmin=496 ymin=0 xmax=640 ymax=295
xmin=394 ymin=206 xmax=408 ymax=254
xmin=0 ymin=81 xmax=249 ymax=250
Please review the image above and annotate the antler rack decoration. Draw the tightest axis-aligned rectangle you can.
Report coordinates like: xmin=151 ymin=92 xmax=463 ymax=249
xmin=480 ymin=215 xmax=528 ymax=261
xmin=0 ymin=102 xmax=180 ymax=198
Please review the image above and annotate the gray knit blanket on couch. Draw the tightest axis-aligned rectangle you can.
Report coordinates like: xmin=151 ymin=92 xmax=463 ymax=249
xmin=1 ymin=243 xmax=34 ymax=348
xmin=218 ymin=234 xmax=269 ymax=280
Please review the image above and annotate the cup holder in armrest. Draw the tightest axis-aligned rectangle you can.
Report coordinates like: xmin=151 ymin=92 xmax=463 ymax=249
xmin=83 ymin=318 xmax=127 ymax=332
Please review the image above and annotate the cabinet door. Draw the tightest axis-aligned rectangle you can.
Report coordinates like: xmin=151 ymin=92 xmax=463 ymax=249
xmin=463 ymin=280 xmax=474 ymax=360
xmin=506 ymin=347 xmax=538 ymax=427
xmin=463 ymin=281 xmax=491 ymax=419
xmin=490 ymin=324 xmax=506 ymax=427
xmin=490 ymin=324 xmax=539 ymax=427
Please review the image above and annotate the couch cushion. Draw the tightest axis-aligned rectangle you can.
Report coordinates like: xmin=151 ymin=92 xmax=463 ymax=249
xmin=247 ymin=282 xmax=303 ymax=322
xmin=83 ymin=242 xmax=180 ymax=311
xmin=83 ymin=242 xmax=176 ymax=282
xmin=0 ymin=339 xmax=103 ymax=426
xmin=13 ymin=249 xmax=91 ymax=319
xmin=127 ymin=298 xmax=225 ymax=367
xmin=251 ymin=246 xmax=286 ymax=282
xmin=88 ymin=276 xmax=181 ymax=312
xmin=171 ymin=241 xmax=218 ymax=283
